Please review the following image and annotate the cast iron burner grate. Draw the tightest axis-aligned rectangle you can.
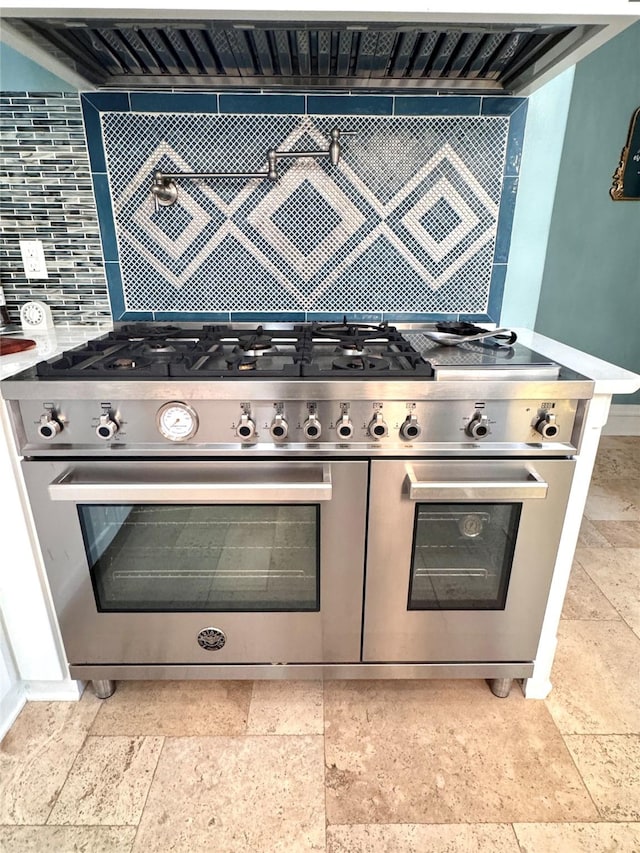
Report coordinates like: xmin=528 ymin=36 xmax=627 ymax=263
xmin=35 ymin=322 xmax=435 ymax=379
xmin=311 ymin=318 xmax=394 ymax=341
xmin=332 ymin=355 xmax=391 ymax=371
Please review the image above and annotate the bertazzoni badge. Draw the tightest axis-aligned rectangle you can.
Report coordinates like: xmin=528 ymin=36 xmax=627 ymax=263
xmin=197 ymin=627 xmax=227 ymax=651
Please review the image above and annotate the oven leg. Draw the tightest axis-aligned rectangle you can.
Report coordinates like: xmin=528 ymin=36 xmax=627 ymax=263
xmin=92 ymin=679 xmax=116 ymax=699
xmin=487 ymin=678 xmax=513 ymax=698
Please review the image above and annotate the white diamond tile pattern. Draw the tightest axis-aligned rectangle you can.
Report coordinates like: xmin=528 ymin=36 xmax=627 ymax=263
xmin=101 ymin=112 xmax=510 ymax=313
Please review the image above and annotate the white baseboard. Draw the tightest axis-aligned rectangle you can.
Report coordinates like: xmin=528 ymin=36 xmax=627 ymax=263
xmin=24 ymin=679 xmax=84 ymax=701
xmin=603 ymin=404 xmax=640 ymax=436
xmin=0 ymin=682 xmax=26 ymax=742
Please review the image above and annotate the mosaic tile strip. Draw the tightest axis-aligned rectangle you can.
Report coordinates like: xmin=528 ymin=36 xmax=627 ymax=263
xmin=0 ymin=92 xmax=109 ymax=326
xmin=100 ymin=112 xmax=510 ymax=315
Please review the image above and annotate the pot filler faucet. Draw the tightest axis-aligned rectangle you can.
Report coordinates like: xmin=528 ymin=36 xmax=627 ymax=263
xmin=151 ymin=126 xmax=356 ymax=209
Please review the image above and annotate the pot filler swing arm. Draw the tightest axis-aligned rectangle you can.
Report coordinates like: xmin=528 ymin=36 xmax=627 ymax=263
xmin=150 ymin=126 xmax=356 ymax=210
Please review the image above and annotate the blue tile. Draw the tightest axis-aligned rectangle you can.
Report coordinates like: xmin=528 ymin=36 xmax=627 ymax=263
xmin=130 ymin=92 xmax=219 ymax=113
xmin=504 ymin=101 xmax=528 ymax=176
xmin=81 ymin=92 xmax=130 ymax=112
xmin=154 ymin=312 xmax=231 ymax=322
xmin=494 ymin=176 xmax=518 ymax=264
xmin=382 ymin=313 xmax=459 ymax=323
xmin=230 ymin=312 xmax=306 ymax=322
xmin=119 ymin=312 xmax=157 ymax=321
xmin=481 ymin=96 xmax=527 ymax=116
xmin=394 ymin=96 xmax=481 ymax=116
xmin=104 ymin=263 xmax=126 ymax=320
xmin=458 ymin=313 xmax=493 ymax=324
xmin=219 ymin=94 xmax=305 ymax=114
xmin=307 ymin=95 xmax=393 ymax=116
xmin=80 ymin=100 xmax=106 ymax=172
xmin=306 ymin=312 xmax=384 ymax=323
xmin=92 ymin=174 xmax=118 ymax=261
xmin=486 ymin=265 xmax=508 ymax=321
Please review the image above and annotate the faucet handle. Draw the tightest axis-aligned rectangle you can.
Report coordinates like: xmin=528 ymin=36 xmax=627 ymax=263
xmin=329 ymin=128 xmax=356 ymax=165
xmin=151 ymin=172 xmax=178 ymax=208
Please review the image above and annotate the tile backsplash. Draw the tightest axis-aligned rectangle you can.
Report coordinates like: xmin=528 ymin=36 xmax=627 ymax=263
xmin=0 ymin=92 xmax=110 ymax=326
xmin=0 ymin=90 xmax=526 ymax=326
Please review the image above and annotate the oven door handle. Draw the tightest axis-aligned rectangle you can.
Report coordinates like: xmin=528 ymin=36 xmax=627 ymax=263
xmin=406 ymin=467 xmax=548 ymax=501
xmin=48 ymin=465 xmax=332 ymax=503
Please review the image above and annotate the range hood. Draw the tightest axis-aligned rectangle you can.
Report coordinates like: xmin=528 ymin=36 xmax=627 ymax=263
xmin=2 ymin=7 xmax=636 ymax=95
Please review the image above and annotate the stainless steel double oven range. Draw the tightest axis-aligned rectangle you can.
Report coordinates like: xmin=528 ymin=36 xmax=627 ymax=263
xmin=1 ymin=321 xmax=593 ymax=699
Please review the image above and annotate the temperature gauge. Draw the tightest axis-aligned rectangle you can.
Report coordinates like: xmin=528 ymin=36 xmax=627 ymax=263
xmin=156 ymin=401 xmax=199 ymax=442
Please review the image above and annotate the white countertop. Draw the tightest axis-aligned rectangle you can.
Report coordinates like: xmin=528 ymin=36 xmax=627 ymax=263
xmin=0 ymin=325 xmax=111 ymax=381
xmin=515 ymin=328 xmax=640 ymax=395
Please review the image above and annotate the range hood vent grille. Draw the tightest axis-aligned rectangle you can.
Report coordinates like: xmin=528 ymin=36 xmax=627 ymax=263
xmin=6 ymin=18 xmax=592 ymax=93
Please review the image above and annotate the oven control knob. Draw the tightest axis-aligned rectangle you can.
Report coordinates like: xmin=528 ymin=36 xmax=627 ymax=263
xmin=336 ymin=413 xmax=354 ymax=440
xmin=399 ymin=414 xmax=421 ymax=441
xmin=37 ymin=412 xmax=62 ymax=440
xmin=368 ymin=412 xmax=388 ymax=439
xmin=96 ymin=413 xmax=119 ymax=441
xmin=466 ymin=412 xmax=489 ymax=439
xmin=303 ymin=414 xmax=322 ymax=441
xmin=236 ymin=413 xmax=256 ymax=441
xmin=270 ymin=414 xmax=288 ymax=441
xmin=535 ymin=412 xmax=559 ymax=439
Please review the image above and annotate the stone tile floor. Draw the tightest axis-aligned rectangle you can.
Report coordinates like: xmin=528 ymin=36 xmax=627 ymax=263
xmin=0 ymin=436 xmax=638 ymax=852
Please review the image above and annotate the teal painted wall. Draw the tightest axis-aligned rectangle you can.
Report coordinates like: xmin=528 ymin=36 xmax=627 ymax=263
xmin=500 ymin=67 xmax=575 ymax=329
xmin=0 ymin=41 xmax=76 ymax=91
xmin=534 ymin=22 xmax=640 ymax=404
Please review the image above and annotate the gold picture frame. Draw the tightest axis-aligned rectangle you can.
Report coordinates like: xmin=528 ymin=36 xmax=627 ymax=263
xmin=610 ymin=106 xmax=640 ymax=201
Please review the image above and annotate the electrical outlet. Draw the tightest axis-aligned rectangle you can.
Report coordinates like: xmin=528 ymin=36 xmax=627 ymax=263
xmin=19 ymin=239 xmax=49 ymax=280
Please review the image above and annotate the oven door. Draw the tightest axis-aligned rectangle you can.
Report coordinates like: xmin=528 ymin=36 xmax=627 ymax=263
xmin=363 ymin=458 xmax=575 ymax=662
xmin=22 ymin=460 xmax=367 ymax=665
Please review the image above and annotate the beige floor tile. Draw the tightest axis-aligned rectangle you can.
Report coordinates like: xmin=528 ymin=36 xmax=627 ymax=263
xmin=592 ymin=437 xmax=640 ymax=482
xmin=592 ymin=520 xmax=640 ymax=547
xmin=561 ymin=561 xmax=620 ymax=621
xmin=324 ymin=680 xmax=596 ymax=825
xmin=90 ymin=680 xmax=252 ymax=736
xmin=584 ymin=481 xmax=640 ymax=522
xmin=326 ymin=824 xmax=520 ymax=852
xmin=576 ymin=548 xmax=640 ymax=638
xmin=513 ymin=822 xmax=640 ymax=853
xmin=577 ymin=516 xmax=611 ymax=547
xmin=0 ymin=825 xmax=136 ymax=853
xmin=247 ymin=680 xmax=323 ymax=734
xmin=132 ymin=735 xmax=325 ymax=852
xmin=544 ymin=621 xmax=640 ymax=734
xmin=47 ymin=736 xmax=162 ymax=826
xmin=564 ymin=735 xmax=640 ymax=820
xmin=0 ymin=691 xmax=101 ymax=825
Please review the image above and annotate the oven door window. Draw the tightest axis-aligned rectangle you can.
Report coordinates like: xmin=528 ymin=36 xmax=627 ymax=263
xmin=78 ymin=504 xmax=319 ymax=612
xmin=408 ymin=503 xmax=521 ymax=610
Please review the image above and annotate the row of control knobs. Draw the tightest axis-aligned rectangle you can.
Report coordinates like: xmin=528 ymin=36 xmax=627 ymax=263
xmin=234 ymin=412 xmax=421 ymax=442
xmin=36 ymin=408 xmax=559 ymax=442
xmin=38 ymin=412 xmax=119 ymax=440
xmin=236 ymin=412 xmax=559 ymax=441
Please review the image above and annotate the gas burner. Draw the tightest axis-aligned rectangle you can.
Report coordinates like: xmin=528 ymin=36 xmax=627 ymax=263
xmin=237 ymin=326 xmax=273 ymax=352
xmin=226 ymin=354 xmax=258 ymax=372
xmin=118 ymin=324 xmax=183 ymax=340
xmin=143 ymin=341 xmax=176 ymax=353
xmin=107 ymin=357 xmax=148 ymax=371
xmin=243 ymin=346 xmax=278 ymax=358
xmin=337 ymin=341 xmax=365 ymax=356
xmin=312 ymin=317 xmax=391 ymax=341
xmin=332 ymin=355 xmax=390 ymax=371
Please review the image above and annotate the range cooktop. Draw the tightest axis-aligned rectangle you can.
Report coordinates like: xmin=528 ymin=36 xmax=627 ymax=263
xmin=31 ymin=321 xmax=560 ymax=381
